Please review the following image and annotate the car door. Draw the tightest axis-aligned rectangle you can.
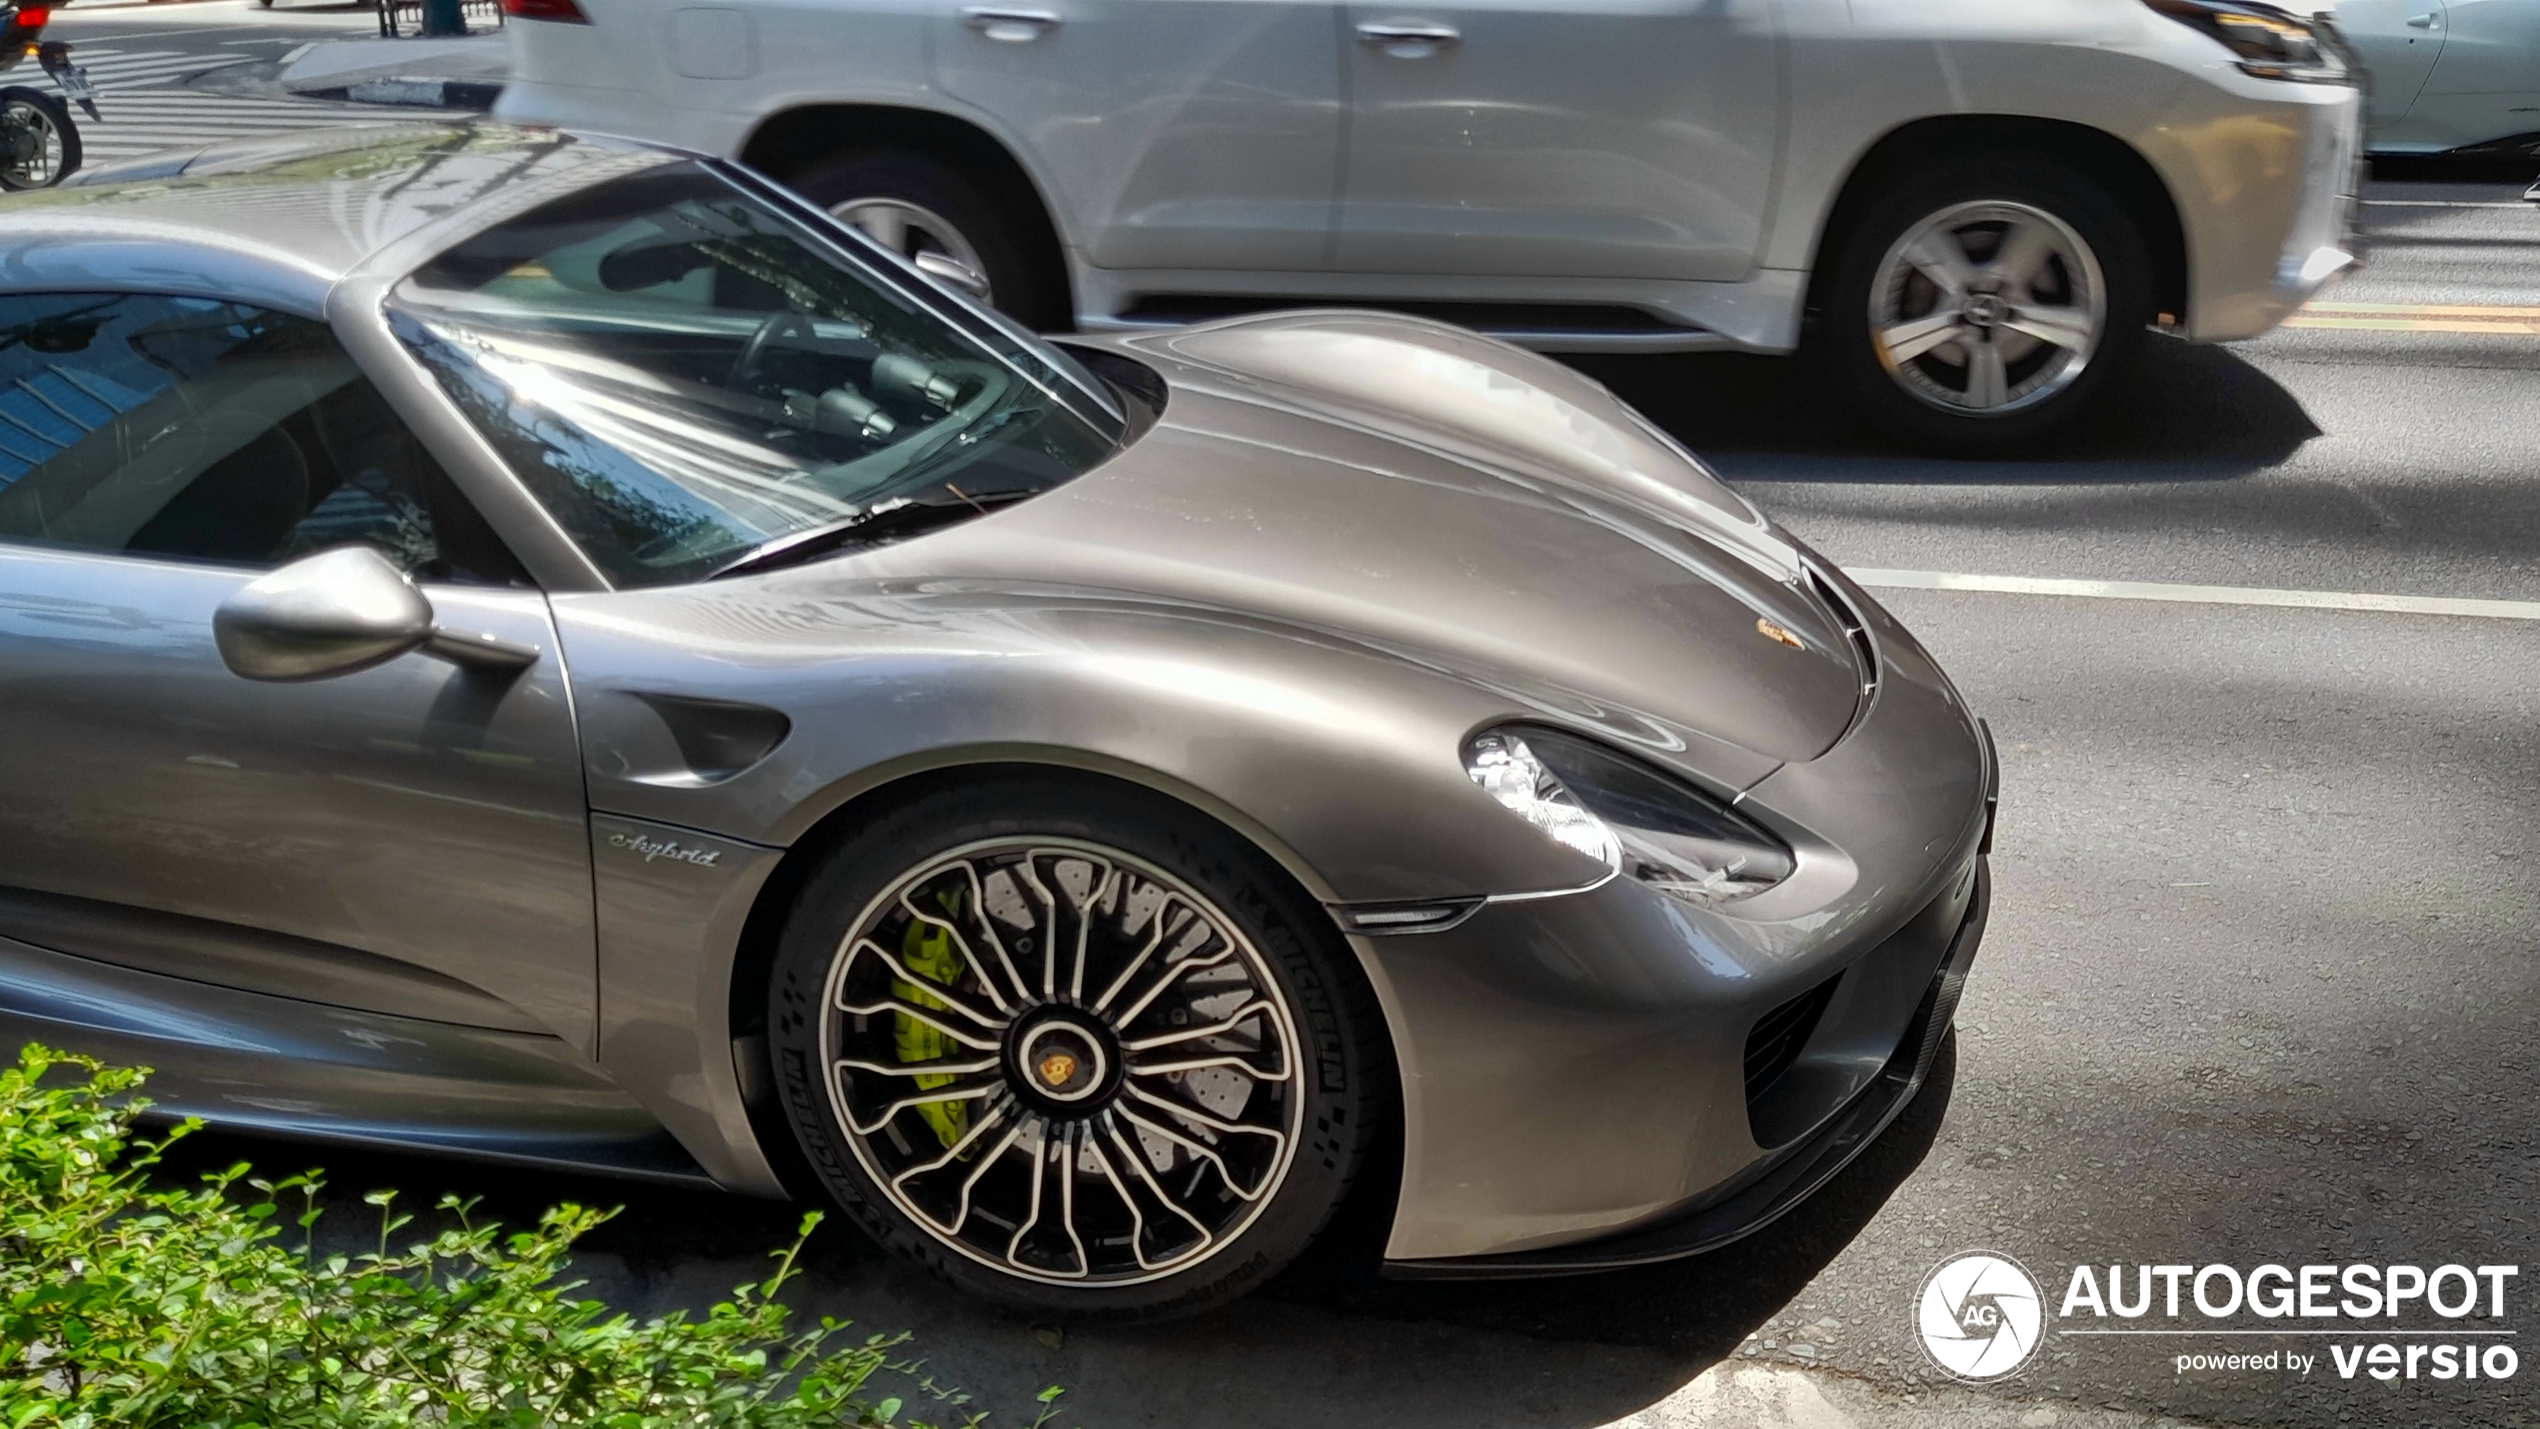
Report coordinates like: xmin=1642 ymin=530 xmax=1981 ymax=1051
xmin=0 ymin=291 xmax=600 ymax=1049
xmin=931 ymin=0 xmax=1344 ymax=272
xmin=2339 ymin=0 xmax=2450 ymax=130
xmin=1334 ymin=0 xmax=1780 ymax=281
xmin=2399 ymin=0 xmax=2540 ymax=146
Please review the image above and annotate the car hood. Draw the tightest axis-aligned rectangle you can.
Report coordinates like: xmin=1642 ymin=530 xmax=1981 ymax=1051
xmin=848 ymin=312 xmax=1867 ymax=765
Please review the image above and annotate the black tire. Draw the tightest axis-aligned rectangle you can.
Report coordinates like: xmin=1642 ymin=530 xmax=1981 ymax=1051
xmin=0 ymin=87 xmax=78 ymax=191
xmin=764 ymin=775 xmax=1386 ymax=1320
xmin=1813 ymin=153 xmax=2152 ymax=456
xmin=789 ymin=149 xmax=1069 ymax=332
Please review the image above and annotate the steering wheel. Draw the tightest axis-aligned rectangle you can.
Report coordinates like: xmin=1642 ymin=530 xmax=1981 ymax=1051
xmin=729 ymin=311 xmax=817 ymax=391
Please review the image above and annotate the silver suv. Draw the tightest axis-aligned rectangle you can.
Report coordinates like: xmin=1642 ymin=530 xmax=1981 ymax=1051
xmin=499 ymin=0 xmax=2361 ymax=452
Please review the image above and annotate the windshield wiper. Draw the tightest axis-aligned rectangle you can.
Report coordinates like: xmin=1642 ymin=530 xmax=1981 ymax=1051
xmin=707 ymin=490 xmax=1036 ymax=580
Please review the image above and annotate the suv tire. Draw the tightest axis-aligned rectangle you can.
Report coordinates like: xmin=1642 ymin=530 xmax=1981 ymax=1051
xmin=1815 ymin=153 xmax=2153 ymax=456
xmin=791 ymin=150 xmax=1069 ymax=331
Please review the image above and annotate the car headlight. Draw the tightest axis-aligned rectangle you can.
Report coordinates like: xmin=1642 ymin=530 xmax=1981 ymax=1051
xmin=1464 ymin=727 xmax=1795 ymax=907
xmin=2143 ymin=0 xmax=2349 ymax=83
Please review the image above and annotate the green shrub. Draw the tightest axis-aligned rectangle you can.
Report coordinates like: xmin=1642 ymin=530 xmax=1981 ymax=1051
xmin=0 ymin=1044 xmax=1056 ymax=1428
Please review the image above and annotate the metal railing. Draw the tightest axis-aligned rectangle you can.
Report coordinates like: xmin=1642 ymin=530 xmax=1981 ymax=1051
xmin=376 ymin=0 xmax=503 ymax=39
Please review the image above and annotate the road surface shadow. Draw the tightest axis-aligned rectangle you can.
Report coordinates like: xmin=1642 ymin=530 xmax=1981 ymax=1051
xmin=1572 ymin=339 xmax=2322 ymax=477
xmin=134 ymin=1041 xmax=1957 ymax=1426
xmin=2367 ymin=153 xmax=2540 ymax=185
xmin=1273 ymin=1035 xmax=1957 ymax=1352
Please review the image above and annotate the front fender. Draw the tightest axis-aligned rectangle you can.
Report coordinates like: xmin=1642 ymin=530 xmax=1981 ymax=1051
xmin=549 ymin=580 xmax=1677 ymax=905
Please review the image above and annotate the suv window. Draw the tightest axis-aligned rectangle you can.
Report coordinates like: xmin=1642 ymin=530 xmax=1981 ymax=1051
xmin=0 ymin=294 xmax=527 ymax=585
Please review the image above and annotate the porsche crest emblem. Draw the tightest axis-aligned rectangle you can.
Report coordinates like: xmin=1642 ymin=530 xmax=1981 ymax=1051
xmin=1037 ymin=1051 xmax=1080 ymax=1089
xmin=1756 ymin=617 xmax=1804 ymax=650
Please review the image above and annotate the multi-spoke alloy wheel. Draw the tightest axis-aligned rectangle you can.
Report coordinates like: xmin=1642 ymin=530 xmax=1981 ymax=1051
xmin=1870 ymin=200 xmax=2104 ymax=417
xmin=817 ymin=837 xmax=1305 ymax=1287
xmin=1818 ymin=157 xmax=2150 ymax=455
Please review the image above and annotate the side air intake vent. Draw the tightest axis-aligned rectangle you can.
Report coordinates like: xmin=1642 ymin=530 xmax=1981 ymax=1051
xmin=1743 ymin=974 xmax=1840 ymax=1107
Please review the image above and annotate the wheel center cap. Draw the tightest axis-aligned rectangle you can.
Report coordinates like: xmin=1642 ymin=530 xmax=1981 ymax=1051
xmin=1012 ymin=1015 xmax=1111 ymax=1108
xmin=1962 ymin=292 xmax=2008 ymax=329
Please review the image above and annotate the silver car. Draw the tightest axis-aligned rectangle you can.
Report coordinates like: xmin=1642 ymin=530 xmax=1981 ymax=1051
xmin=2330 ymin=0 xmax=2540 ymax=153
xmin=0 ymin=124 xmax=1991 ymax=1317
xmin=499 ymin=0 xmax=2362 ymax=453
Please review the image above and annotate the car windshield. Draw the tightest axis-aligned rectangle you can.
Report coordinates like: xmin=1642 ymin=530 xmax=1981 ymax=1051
xmin=386 ymin=160 xmax=1127 ymax=587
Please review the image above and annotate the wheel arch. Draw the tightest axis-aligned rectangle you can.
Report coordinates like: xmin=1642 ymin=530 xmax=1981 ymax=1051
xmin=1803 ymin=114 xmax=2189 ymax=332
xmin=719 ymin=751 xmax=1407 ymax=1202
xmin=739 ymin=103 xmax=1075 ymax=325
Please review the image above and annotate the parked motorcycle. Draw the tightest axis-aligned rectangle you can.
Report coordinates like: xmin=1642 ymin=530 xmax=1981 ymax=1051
xmin=0 ymin=4 xmax=94 ymax=190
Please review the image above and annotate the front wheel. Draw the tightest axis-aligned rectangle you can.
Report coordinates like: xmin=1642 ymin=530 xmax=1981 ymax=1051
xmin=1815 ymin=156 xmax=2152 ymax=456
xmin=764 ymin=778 xmax=1385 ymax=1319
xmin=790 ymin=150 xmax=1069 ymax=332
xmin=0 ymin=87 xmax=78 ymax=190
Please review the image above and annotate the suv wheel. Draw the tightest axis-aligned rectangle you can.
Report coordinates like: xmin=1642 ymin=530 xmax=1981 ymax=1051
xmin=765 ymin=778 xmax=1384 ymax=1319
xmin=1817 ymin=156 xmax=2152 ymax=455
xmin=791 ymin=150 xmax=1068 ymax=331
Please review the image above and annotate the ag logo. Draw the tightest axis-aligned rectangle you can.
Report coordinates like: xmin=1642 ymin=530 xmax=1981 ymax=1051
xmin=1916 ymin=1250 xmax=2044 ymax=1381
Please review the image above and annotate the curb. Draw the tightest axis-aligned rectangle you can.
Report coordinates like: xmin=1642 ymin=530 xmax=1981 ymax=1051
xmin=304 ymin=77 xmax=504 ymax=110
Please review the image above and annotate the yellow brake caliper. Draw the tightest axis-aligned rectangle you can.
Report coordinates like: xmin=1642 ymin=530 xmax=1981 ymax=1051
xmin=894 ymin=888 xmax=973 ymax=1151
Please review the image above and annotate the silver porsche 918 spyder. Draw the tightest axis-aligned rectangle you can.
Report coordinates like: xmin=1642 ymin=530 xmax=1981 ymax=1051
xmin=0 ymin=123 xmax=1994 ymax=1318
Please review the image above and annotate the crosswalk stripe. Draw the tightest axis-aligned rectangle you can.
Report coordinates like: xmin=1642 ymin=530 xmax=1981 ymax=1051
xmin=86 ymin=103 xmax=376 ymax=120
xmin=39 ymin=49 xmax=250 ymax=87
xmin=78 ymin=55 xmax=250 ymax=80
xmin=92 ymin=96 xmax=367 ymax=113
xmin=2 ymin=45 xmax=420 ymax=164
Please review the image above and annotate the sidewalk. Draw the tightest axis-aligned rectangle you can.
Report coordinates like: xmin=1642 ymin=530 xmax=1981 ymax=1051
xmin=192 ymin=29 xmax=507 ymax=110
xmin=1596 ymin=1365 xmax=2212 ymax=1429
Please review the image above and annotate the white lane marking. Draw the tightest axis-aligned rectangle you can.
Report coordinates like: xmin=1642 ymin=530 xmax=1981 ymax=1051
xmin=1846 ymin=569 xmax=2540 ymax=622
xmin=2357 ymin=198 xmax=2532 ymax=209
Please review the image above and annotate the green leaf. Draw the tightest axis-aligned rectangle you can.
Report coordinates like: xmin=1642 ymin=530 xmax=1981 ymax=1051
xmin=0 ymin=1040 xmax=1036 ymax=1429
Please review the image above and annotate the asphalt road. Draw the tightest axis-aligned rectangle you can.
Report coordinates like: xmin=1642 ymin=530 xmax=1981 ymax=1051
xmin=1582 ymin=174 xmax=2540 ymax=1427
xmin=35 ymin=0 xmax=399 ymax=161
xmin=40 ymin=23 xmax=2536 ymax=1424
xmin=45 ymin=0 xmax=380 ymax=63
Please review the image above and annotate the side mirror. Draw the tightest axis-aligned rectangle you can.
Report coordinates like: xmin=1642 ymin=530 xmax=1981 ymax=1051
xmin=213 ymin=546 xmax=539 ymax=682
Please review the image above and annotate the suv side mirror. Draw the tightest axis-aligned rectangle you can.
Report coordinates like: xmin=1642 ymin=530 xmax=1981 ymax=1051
xmin=213 ymin=546 xmax=539 ymax=682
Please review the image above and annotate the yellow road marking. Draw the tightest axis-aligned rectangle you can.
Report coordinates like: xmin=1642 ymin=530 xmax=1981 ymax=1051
xmin=2305 ymin=300 xmax=2540 ymax=318
xmin=2285 ymin=299 xmax=2540 ymax=334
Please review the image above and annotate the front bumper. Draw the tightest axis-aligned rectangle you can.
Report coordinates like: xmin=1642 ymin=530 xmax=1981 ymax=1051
xmin=1351 ymin=566 xmax=1994 ymax=1266
xmin=1385 ymin=859 xmax=1987 ymax=1278
xmin=2148 ymin=75 xmax=2364 ymax=342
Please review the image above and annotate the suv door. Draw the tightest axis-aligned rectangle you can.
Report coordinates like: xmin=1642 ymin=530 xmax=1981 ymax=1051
xmin=1335 ymin=0 xmax=1780 ymax=281
xmin=0 ymin=293 xmax=598 ymax=1048
xmin=931 ymin=0 xmax=1344 ymax=272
